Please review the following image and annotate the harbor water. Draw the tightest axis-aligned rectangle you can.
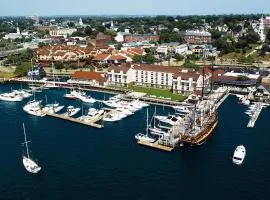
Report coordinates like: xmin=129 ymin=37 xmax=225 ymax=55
xmin=0 ymin=84 xmax=270 ymax=200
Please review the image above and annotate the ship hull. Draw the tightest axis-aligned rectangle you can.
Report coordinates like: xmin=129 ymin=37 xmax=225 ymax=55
xmin=181 ymin=113 xmax=218 ymax=146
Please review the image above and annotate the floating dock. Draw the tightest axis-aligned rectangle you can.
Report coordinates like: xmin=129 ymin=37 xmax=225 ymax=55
xmin=247 ymin=103 xmax=263 ymax=128
xmin=137 ymin=140 xmax=174 ymax=152
xmin=44 ymin=112 xmax=104 ymax=128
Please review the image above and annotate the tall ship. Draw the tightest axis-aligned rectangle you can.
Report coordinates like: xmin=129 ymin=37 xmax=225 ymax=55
xmin=180 ymin=100 xmax=218 ymax=146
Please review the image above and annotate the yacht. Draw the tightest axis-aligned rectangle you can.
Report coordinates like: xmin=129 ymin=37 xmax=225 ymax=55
xmin=232 ymin=145 xmax=246 ymax=165
xmin=22 ymin=123 xmax=41 ymax=174
xmin=79 ymin=108 xmax=104 ymax=122
xmin=23 ymin=100 xmax=46 ymax=117
xmin=115 ymin=107 xmax=133 ymax=116
xmin=155 ymin=115 xmax=182 ymax=125
xmin=64 ymin=106 xmax=81 ymax=117
xmin=79 ymin=94 xmax=96 ymax=104
xmin=43 ymin=103 xmax=64 ymax=113
xmin=13 ymin=90 xmax=32 ymax=99
xmin=103 ymin=99 xmax=122 ymax=108
xmin=103 ymin=113 xmax=122 ymax=122
xmin=0 ymin=92 xmax=24 ymax=102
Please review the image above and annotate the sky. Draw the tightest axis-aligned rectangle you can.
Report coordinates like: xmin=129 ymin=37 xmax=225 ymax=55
xmin=1 ymin=0 xmax=270 ymax=16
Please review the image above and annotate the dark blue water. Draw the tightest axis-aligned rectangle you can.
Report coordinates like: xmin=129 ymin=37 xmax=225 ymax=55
xmin=0 ymin=84 xmax=270 ymax=200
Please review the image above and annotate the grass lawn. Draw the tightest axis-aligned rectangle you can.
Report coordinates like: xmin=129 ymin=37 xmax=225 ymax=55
xmin=0 ymin=72 xmax=15 ymax=78
xmin=130 ymin=86 xmax=187 ymax=102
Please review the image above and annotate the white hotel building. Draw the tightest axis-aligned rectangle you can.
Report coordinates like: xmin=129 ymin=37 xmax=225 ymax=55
xmin=107 ymin=63 xmax=211 ymax=95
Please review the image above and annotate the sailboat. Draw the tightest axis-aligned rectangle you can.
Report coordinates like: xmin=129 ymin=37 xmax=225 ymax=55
xmin=135 ymin=109 xmax=156 ymax=143
xmin=22 ymin=123 xmax=41 ymax=174
xmin=43 ymin=62 xmax=59 ymax=89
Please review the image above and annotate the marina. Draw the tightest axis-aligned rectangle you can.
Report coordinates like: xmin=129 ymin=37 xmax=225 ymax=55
xmin=0 ymin=83 xmax=270 ymax=199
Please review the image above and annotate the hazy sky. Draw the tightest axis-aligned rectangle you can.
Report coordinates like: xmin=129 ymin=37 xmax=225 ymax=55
xmin=1 ymin=0 xmax=270 ymax=16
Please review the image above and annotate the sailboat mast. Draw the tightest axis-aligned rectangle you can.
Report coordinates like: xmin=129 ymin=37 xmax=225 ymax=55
xmin=146 ymin=108 xmax=149 ymax=136
xmin=22 ymin=123 xmax=30 ymax=158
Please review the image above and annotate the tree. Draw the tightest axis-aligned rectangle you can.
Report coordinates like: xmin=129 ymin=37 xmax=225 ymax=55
xmin=54 ymin=62 xmax=64 ymax=70
xmin=174 ymin=53 xmax=184 ymax=62
xmin=84 ymin=26 xmax=93 ymax=36
xmin=38 ymin=42 xmax=49 ymax=48
xmin=96 ymin=25 xmax=106 ymax=33
xmin=132 ymin=55 xmax=143 ymax=63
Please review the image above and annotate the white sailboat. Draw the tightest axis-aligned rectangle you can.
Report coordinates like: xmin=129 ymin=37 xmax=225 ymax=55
xmin=135 ymin=109 xmax=156 ymax=143
xmin=43 ymin=62 xmax=59 ymax=89
xmin=22 ymin=123 xmax=41 ymax=174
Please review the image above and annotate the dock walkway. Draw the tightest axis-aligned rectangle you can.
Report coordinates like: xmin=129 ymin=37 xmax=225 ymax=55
xmin=247 ymin=103 xmax=263 ymax=128
xmin=45 ymin=112 xmax=104 ymax=128
xmin=137 ymin=140 xmax=174 ymax=152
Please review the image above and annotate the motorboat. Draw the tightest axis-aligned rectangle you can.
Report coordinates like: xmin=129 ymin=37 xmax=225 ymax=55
xmin=79 ymin=94 xmax=96 ymax=104
xmin=103 ymin=99 xmax=122 ymax=108
xmin=135 ymin=133 xmax=156 ymax=143
xmin=0 ymin=92 xmax=24 ymax=102
xmin=103 ymin=113 xmax=122 ymax=122
xmin=43 ymin=82 xmax=59 ymax=89
xmin=65 ymin=106 xmax=81 ymax=117
xmin=88 ymin=108 xmax=104 ymax=117
xmin=22 ymin=123 xmax=41 ymax=174
xmin=43 ymin=103 xmax=64 ymax=113
xmin=154 ymin=115 xmax=182 ymax=125
xmin=115 ymin=107 xmax=133 ymax=116
xmin=173 ymin=105 xmax=191 ymax=114
xmin=23 ymin=100 xmax=46 ymax=117
xmin=232 ymin=145 xmax=246 ymax=165
xmin=13 ymin=90 xmax=33 ymax=98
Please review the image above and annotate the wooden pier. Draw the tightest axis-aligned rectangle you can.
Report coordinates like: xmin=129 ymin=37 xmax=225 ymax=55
xmin=247 ymin=103 xmax=263 ymax=128
xmin=137 ymin=140 xmax=174 ymax=152
xmin=45 ymin=112 xmax=104 ymax=128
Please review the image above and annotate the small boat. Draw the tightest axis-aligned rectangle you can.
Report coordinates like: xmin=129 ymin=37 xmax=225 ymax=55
xmin=135 ymin=109 xmax=156 ymax=143
xmin=115 ymin=107 xmax=133 ymax=116
xmin=154 ymin=115 xmax=181 ymax=125
xmin=22 ymin=123 xmax=41 ymax=174
xmin=79 ymin=108 xmax=104 ymax=122
xmin=0 ymin=92 xmax=24 ymax=102
xmin=232 ymin=145 xmax=246 ymax=165
xmin=88 ymin=108 xmax=104 ymax=117
xmin=43 ymin=103 xmax=64 ymax=113
xmin=23 ymin=100 xmax=46 ymax=117
xmin=13 ymin=90 xmax=33 ymax=98
xmin=79 ymin=94 xmax=96 ymax=104
xmin=65 ymin=106 xmax=81 ymax=117
xmin=103 ymin=113 xmax=122 ymax=122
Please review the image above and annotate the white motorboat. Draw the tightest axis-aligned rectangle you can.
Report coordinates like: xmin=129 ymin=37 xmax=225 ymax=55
xmin=173 ymin=105 xmax=191 ymax=114
xmin=79 ymin=94 xmax=96 ymax=104
xmin=154 ymin=115 xmax=181 ymax=125
xmin=79 ymin=108 xmax=104 ymax=122
xmin=115 ymin=107 xmax=133 ymax=116
xmin=43 ymin=103 xmax=64 ymax=113
xmin=0 ymin=92 xmax=24 ymax=102
xmin=88 ymin=108 xmax=104 ymax=117
xmin=13 ymin=90 xmax=33 ymax=98
xmin=103 ymin=113 xmax=122 ymax=122
xmin=22 ymin=123 xmax=41 ymax=174
xmin=232 ymin=145 xmax=246 ymax=165
xmin=135 ymin=108 xmax=156 ymax=143
xmin=43 ymin=82 xmax=59 ymax=89
xmin=103 ymin=99 xmax=122 ymax=108
xmin=65 ymin=106 xmax=81 ymax=117
xmin=23 ymin=100 xmax=46 ymax=117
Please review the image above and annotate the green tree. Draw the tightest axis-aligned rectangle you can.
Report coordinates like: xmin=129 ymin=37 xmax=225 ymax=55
xmin=84 ymin=26 xmax=93 ymax=36
xmin=54 ymin=62 xmax=65 ymax=70
xmin=132 ymin=55 xmax=143 ymax=63
xmin=174 ymin=53 xmax=184 ymax=62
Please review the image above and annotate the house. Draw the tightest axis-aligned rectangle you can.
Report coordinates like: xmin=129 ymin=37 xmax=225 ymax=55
xmin=49 ymin=28 xmax=77 ymax=37
xmin=123 ymin=34 xmax=160 ymax=43
xmin=184 ymin=30 xmax=212 ymax=44
xmin=175 ymin=44 xmax=188 ymax=55
xmin=69 ymin=71 xmax=107 ymax=86
xmin=107 ymin=55 xmax=127 ymax=65
xmin=92 ymin=53 xmax=111 ymax=65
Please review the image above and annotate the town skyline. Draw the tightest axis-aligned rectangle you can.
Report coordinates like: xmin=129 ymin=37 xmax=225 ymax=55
xmin=1 ymin=0 xmax=270 ymax=16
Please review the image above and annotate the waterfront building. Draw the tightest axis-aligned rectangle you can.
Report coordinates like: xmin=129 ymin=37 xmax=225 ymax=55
xmin=27 ymin=64 xmax=46 ymax=80
xmin=69 ymin=71 xmax=107 ymax=86
xmin=107 ymin=63 xmax=211 ymax=94
xmin=184 ymin=30 xmax=212 ymax=44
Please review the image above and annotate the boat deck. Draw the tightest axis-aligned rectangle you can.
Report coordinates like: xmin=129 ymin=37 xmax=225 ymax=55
xmin=137 ymin=140 xmax=174 ymax=152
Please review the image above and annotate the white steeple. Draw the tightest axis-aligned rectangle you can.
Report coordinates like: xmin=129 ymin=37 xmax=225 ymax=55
xmin=259 ymin=16 xmax=266 ymax=42
xmin=79 ymin=18 xmax=83 ymax=26
xmin=16 ymin=26 xmax=20 ymax=34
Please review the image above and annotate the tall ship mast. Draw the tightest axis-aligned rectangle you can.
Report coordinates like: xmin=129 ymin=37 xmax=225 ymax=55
xmin=180 ymin=66 xmax=218 ymax=146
